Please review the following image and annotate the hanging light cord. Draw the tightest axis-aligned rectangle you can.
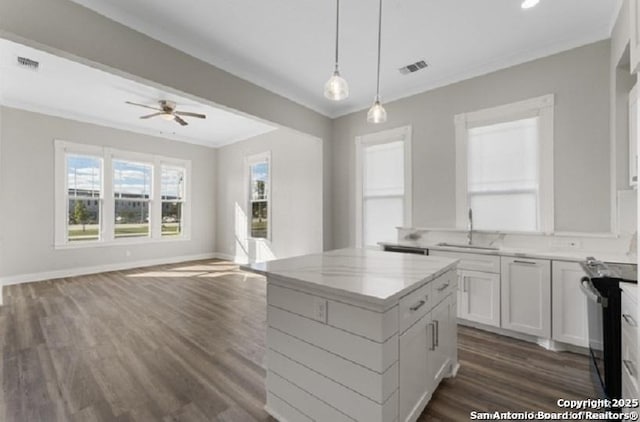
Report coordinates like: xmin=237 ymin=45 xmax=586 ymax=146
xmin=334 ymin=0 xmax=340 ymax=70
xmin=375 ymin=0 xmax=383 ymax=100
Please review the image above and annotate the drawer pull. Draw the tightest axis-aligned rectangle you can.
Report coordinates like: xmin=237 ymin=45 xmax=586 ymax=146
xmin=623 ymin=313 xmax=638 ymax=327
xmin=513 ymin=260 xmax=537 ymax=265
xmin=623 ymin=359 xmax=636 ymax=377
xmin=437 ymin=282 xmax=450 ymax=292
xmin=410 ymin=300 xmax=426 ymax=312
xmin=434 ymin=320 xmax=440 ymax=347
xmin=428 ymin=323 xmax=436 ymax=351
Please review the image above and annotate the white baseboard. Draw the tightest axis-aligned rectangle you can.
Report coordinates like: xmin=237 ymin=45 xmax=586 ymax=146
xmin=213 ymin=252 xmax=249 ymax=264
xmin=0 ymin=252 xmax=218 ymax=287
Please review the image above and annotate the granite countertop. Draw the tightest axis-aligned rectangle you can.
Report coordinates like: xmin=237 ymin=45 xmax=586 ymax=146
xmin=241 ymin=248 xmax=458 ymax=307
xmin=380 ymin=242 xmax=636 ymax=265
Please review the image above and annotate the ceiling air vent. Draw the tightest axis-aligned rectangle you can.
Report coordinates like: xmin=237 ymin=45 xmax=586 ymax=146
xmin=399 ymin=60 xmax=428 ymax=75
xmin=17 ymin=56 xmax=40 ymax=71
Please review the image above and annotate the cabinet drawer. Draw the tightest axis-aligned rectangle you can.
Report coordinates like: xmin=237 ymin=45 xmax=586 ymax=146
xmin=622 ymin=347 xmax=640 ymax=407
xmin=399 ymin=281 xmax=433 ymax=334
xmin=429 ymin=250 xmax=500 ymax=273
xmin=432 ymin=270 xmax=456 ymax=306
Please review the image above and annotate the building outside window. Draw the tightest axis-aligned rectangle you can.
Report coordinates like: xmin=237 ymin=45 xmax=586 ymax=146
xmin=247 ymin=152 xmax=271 ymax=239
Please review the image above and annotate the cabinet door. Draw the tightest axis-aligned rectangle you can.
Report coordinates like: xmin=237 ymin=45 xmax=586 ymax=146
xmin=551 ymin=261 xmax=588 ymax=347
xmin=630 ymin=83 xmax=638 ymax=187
xmin=458 ymin=270 xmax=501 ymax=327
xmin=399 ymin=312 xmax=432 ymax=422
xmin=501 ymin=257 xmax=551 ymax=338
xmin=428 ymin=297 xmax=455 ymax=388
xmin=631 ymin=0 xmax=640 ymax=74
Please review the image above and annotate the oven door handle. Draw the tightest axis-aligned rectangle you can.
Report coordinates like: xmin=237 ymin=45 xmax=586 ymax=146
xmin=580 ymin=277 xmax=608 ymax=308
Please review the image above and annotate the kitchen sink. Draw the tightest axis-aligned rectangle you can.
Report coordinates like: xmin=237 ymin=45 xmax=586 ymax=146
xmin=436 ymin=242 xmax=499 ymax=251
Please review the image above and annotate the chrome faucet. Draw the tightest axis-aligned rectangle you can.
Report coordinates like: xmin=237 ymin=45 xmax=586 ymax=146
xmin=467 ymin=208 xmax=473 ymax=245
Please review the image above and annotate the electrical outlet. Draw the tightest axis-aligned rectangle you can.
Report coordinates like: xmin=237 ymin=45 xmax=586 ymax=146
xmin=551 ymin=240 xmax=582 ymax=249
xmin=313 ymin=298 xmax=327 ymax=323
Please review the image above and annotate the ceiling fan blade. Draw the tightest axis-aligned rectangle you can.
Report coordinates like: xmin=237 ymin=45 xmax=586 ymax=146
xmin=139 ymin=112 xmax=165 ymax=119
xmin=175 ymin=111 xmax=206 ymax=119
xmin=125 ymin=101 xmax=162 ymax=112
xmin=174 ymin=115 xmax=189 ymax=126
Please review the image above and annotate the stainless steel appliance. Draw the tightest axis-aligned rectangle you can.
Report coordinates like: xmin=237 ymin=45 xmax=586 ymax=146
xmin=580 ymin=257 xmax=637 ymax=400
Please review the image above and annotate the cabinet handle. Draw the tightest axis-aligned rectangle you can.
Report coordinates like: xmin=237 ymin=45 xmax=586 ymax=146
xmin=429 ymin=323 xmax=436 ymax=351
xmin=623 ymin=359 xmax=636 ymax=377
xmin=437 ymin=282 xmax=450 ymax=292
xmin=623 ymin=314 xmax=638 ymax=327
xmin=434 ymin=320 xmax=440 ymax=348
xmin=513 ymin=260 xmax=537 ymax=265
xmin=462 ymin=276 xmax=468 ymax=293
xmin=410 ymin=300 xmax=426 ymax=312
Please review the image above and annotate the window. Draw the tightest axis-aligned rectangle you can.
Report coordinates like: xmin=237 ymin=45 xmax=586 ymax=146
xmin=55 ymin=141 xmax=191 ymax=247
xmin=355 ymin=126 xmax=412 ymax=247
xmin=247 ymin=152 xmax=270 ymax=239
xmin=455 ymin=95 xmax=554 ymax=233
xmin=161 ymin=165 xmax=186 ymax=237
xmin=66 ymin=154 xmax=102 ymax=242
xmin=113 ymin=159 xmax=152 ymax=238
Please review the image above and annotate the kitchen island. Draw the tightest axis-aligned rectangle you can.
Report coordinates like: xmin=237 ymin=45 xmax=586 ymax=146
xmin=242 ymin=248 xmax=459 ymax=422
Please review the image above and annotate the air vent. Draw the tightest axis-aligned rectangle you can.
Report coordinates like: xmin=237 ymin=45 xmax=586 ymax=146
xmin=399 ymin=60 xmax=428 ymax=75
xmin=17 ymin=56 xmax=39 ymax=71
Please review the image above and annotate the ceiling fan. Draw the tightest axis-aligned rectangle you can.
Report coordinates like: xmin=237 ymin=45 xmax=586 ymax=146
xmin=125 ymin=100 xmax=206 ymax=126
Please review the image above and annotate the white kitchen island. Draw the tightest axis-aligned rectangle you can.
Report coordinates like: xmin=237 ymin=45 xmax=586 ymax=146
xmin=243 ymin=248 xmax=459 ymax=422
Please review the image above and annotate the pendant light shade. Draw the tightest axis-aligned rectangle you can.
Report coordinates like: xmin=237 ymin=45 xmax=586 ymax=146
xmin=367 ymin=98 xmax=387 ymax=124
xmin=324 ymin=70 xmax=349 ymax=101
xmin=324 ymin=0 xmax=349 ymax=101
xmin=368 ymin=0 xmax=387 ymax=123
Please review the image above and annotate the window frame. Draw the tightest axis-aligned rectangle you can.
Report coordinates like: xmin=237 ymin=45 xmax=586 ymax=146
xmin=246 ymin=151 xmax=272 ymax=241
xmin=355 ymin=125 xmax=413 ymax=248
xmin=160 ymin=163 xmax=188 ymax=238
xmin=54 ymin=140 xmax=192 ymax=249
xmin=454 ymin=94 xmax=555 ymax=234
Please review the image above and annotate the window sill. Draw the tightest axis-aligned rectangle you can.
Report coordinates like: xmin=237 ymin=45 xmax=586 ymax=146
xmin=54 ymin=235 xmax=191 ymax=250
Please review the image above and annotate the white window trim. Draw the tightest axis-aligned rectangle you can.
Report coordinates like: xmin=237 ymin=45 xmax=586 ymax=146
xmin=454 ymin=94 xmax=555 ymax=234
xmin=54 ymin=140 xmax=192 ymax=249
xmin=355 ymin=125 xmax=413 ymax=248
xmin=245 ymin=151 xmax=272 ymax=241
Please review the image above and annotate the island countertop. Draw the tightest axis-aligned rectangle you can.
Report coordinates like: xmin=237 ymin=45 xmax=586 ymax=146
xmin=241 ymin=247 xmax=458 ymax=307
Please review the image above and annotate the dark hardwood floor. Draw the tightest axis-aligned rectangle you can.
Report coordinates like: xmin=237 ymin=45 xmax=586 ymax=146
xmin=0 ymin=260 xmax=596 ymax=421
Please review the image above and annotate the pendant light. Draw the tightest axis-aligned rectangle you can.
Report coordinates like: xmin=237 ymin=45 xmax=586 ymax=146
xmin=324 ymin=0 xmax=349 ymax=101
xmin=367 ymin=0 xmax=387 ymax=123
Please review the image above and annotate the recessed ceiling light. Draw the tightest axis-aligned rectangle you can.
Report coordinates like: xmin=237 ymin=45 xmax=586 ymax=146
xmin=521 ymin=0 xmax=540 ymax=9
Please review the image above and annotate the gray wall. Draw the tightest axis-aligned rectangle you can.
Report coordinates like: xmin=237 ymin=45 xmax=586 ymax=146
xmin=0 ymin=0 xmax=334 ymax=251
xmin=331 ymin=41 xmax=612 ymax=248
xmin=0 ymin=107 xmax=217 ymax=278
xmin=216 ymin=128 xmax=323 ymax=263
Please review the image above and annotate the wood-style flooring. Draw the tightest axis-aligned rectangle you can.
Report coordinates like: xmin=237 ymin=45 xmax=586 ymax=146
xmin=0 ymin=259 xmax=596 ymax=421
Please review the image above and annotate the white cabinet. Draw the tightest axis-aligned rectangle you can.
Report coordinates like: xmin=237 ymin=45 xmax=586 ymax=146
xmin=551 ymin=261 xmax=588 ymax=348
xmin=429 ymin=250 xmax=501 ymax=327
xmin=399 ymin=311 xmax=432 ymax=422
xmin=399 ymin=293 xmax=456 ymax=422
xmin=458 ymin=270 xmax=501 ymax=327
xmin=501 ymin=257 xmax=551 ymax=338
xmin=631 ymin=0 xmax=640 ymax=74
xmin=630 ymin=83 xmax=638 ymax=187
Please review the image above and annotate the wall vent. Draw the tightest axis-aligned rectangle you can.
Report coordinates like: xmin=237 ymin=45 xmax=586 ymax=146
xmin=399 ymin=60 xmax=428 ymax=75
xmin=17 ymin=56 xmax=39 ymax=71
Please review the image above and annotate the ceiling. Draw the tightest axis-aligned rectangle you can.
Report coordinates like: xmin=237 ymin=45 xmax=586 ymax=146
xmin=0 ymin=39 xmax=276 ymax=148
xmin=69 ymin=0 xmax=618 ymax=118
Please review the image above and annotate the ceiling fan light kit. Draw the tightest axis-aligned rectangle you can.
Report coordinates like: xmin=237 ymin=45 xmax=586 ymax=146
xmin=325 ymin=0 xmax=349 ymax=101
xmin=125 ymin=100 xmax=207 ymax=127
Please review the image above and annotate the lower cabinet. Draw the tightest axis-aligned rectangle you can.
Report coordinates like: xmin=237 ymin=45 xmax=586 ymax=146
xmin=501 ymin=257 xmax=551 ymax=338
xmin=399 ymin=294 xmax=456 ymax=422
xmin=551 ymin=261 xmax=588 ymax=347
xmin=458 ymin=270 xmax=500 ymax=327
